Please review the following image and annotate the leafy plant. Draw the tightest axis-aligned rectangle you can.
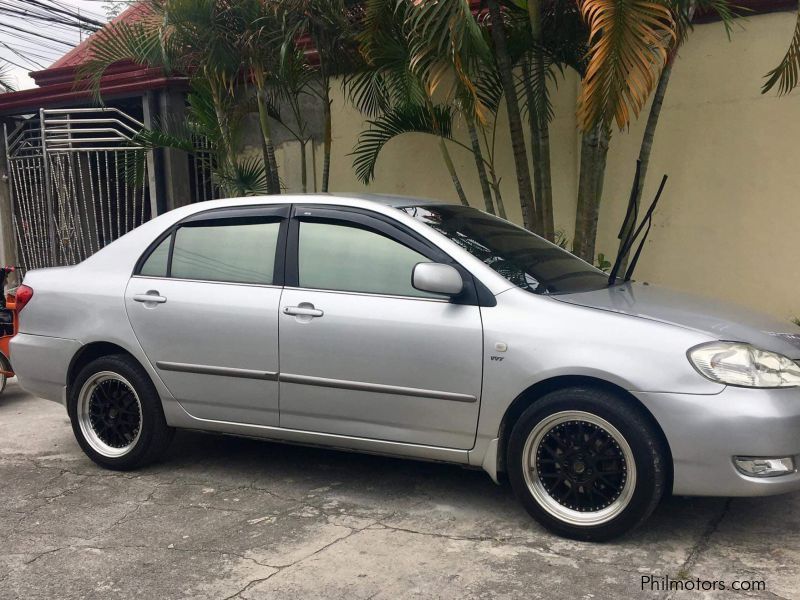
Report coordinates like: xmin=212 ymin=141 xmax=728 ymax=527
xmin=596 ymin=252 xmax=612 ymax=272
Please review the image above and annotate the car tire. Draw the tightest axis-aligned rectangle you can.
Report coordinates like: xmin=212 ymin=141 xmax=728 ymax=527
xmin=507 ymin=387 xmax=667 ymax=542
xmin=68 ymin=354 xmax=174 ymax=471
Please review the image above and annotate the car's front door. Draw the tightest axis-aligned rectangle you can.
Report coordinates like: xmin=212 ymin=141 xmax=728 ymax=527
xmin=125 ymin=205 xmax=288 ymax=426
xmin=278 ymin=206 xmax=484 ymax=449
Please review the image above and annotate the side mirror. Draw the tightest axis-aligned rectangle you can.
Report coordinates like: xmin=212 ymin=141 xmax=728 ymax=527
xmin=412 ymin=262 xmax=464 ymax=296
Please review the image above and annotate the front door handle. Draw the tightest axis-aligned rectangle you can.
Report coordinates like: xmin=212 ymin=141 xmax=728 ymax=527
xmin=283 ymin=305 xmax=323 ymax=318
xmin=133 ymin=292 xmax=167 ymax=304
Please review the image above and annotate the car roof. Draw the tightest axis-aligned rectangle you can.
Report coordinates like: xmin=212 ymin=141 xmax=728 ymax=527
xmin=170 ymin=193 xmax=459 ymax=214
xmin=326 ymin=193 xmax=448 ymax=208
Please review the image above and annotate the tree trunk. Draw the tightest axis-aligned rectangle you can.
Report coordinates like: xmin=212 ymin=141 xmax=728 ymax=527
xmin=322 ymin=82 xmax=332 ymax=193
xmin=487 ymin=0 xmax=539 ymax=233
xmin=573 ymin=124 xmax=609 ymax=263
xmin=438 ymin=137 xmax=469 ymax=206
xmin=521 ymin=62 xmax=543 ymax=220
xmin=490 ymin=176 xmax=507 ymax=219
xmin=467 ymin=118 xmax=495 ymax=214
xmin=256 ymin=88 xmax=281 ymax=195
xmin=525 ymin=0 xmax=554 ymax=241
xmin=300 ymin=141 xmax=308 ymax=193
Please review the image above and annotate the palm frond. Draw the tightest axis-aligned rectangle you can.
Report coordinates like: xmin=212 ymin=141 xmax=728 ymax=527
xmin=475 ymin=65 xmax=506 ymax=117
xmin=345 ymin=69 xmax=393 ymax=116
xmin=78 ymin=8 xmax=168 ymax=99
xmin=517 ymin=52 xmax=559 ymax=125
xmin=577 ymin=0 xmax=676 ymax=131
xmin=349 ymin=0 xmax=426 ymax=113
xmin=132 ymin=121 xmax=202 ymax=155
xmin=350 ymin=104 xmax=454 ymax=184
xmin=763 ymin=8 xmax=800 ymax=95
xmin=404 ymin=0 xmax=494 ymax=121
xmin=214 ymin=156 xmax=269 ymax=196
xmin=672 ymin=0 xmax=742 ymax=43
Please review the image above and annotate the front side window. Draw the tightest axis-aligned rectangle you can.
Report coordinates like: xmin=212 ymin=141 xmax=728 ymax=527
xmin=400 ymin=205 xmax=609 ymax=295
xmin=138 ymin=218 xmax=281 ymax=285
xmin=298 ymin=221 xmax=436 ymax=297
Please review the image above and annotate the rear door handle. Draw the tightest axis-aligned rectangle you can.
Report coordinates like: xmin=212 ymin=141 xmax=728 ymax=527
xmin=133 ymin=292 xmax=167 ymax=304
xmin=283 ymin=306 xmax=323 ymax=317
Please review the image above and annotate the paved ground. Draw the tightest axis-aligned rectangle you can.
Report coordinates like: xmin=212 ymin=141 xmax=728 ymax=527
xmin=1 ymin=382 xmax=798 ymax=600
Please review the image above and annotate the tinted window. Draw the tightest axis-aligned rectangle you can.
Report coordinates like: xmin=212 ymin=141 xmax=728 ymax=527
xmin=400 ymin=205 xmax=609 ymax=295
xmin=140 ymin=235 xmax=170 ymax=277
xmin=170 ymin=219 xmax=280 ymax=284
xmin=298 ymin=221 xmax=435 ymax=297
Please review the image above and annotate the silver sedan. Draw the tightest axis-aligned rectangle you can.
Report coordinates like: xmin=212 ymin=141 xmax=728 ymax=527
xmin=11 ymin=194 xmax=800 ymax=541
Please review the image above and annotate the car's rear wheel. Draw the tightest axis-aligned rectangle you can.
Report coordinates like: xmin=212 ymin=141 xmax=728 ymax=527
xmin=68 ymin=354 xmax=174 ymax=470
xmin=508 ymin=387 xmax=667 ymax=542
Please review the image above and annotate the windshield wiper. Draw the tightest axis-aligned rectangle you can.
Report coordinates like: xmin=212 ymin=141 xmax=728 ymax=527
xmin=608 ymin=161 xmax=668 ymax=286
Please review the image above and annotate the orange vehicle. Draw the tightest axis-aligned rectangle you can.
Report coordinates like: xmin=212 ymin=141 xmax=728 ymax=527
xmin=0 ymin=266 xmax=22 ymax=394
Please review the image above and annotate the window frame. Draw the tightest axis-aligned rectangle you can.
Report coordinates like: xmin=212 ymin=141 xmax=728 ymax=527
xmin=133 ymin=205 xmax=291 ymax=287
xmin=286 ymin=205 xmax=493 ymax=306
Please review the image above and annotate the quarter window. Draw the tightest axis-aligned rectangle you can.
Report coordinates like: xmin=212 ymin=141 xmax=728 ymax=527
xmin=298 ymin=221 xmax=437 ymax=297
xmin=139 ymin=235 xmax=170 ymax=278
xmin=170 ymin=219 xmax=280 ymax=284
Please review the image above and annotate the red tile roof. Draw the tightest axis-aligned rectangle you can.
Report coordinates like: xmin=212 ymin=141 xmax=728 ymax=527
xmin=45 ymin=2 xmax=152 ymax=72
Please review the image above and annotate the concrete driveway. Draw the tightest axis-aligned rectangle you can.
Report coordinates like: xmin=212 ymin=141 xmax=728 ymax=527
xmin=1 ymin=381 xmax=798 ymax=600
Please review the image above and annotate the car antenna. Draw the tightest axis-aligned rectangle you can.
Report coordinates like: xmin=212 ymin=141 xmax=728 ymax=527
xmin=608 ymin=161 xmax=642 ymax=286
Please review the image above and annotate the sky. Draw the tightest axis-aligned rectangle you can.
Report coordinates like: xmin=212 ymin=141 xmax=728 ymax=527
xmin=1 ymin=0 xmax=116 ymax=90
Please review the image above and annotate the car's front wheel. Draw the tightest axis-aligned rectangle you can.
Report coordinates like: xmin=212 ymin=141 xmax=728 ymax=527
xmin=508 ymin=387 xmax=667 ymax=542
xmin=68 ymin=354 xmax=174 ymax=470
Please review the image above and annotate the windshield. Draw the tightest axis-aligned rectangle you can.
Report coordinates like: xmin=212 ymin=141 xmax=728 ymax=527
xmin=399 ymin=205 xmax=609 ymax=295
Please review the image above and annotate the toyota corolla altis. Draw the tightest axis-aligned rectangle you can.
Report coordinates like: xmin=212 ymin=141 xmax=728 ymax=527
xmin=11 ymin=194 xmax=800 ymax=541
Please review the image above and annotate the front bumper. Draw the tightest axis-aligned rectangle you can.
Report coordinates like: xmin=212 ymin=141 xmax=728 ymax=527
xmin=635 ymin=386 xmax=800 ymax=497
xmin=9 ymin=333 xmax=80 ymax=405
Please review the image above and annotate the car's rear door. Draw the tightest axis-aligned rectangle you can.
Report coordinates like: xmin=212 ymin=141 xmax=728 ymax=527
xmin=278 ymin=205 xmax=484 ymax=449
xmin=125 ymin=205 xmax=289 ymax=426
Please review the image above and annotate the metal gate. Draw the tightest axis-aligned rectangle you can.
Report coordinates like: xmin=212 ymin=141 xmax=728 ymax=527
xmin=3 ymin=108 xmax=151 ymax=270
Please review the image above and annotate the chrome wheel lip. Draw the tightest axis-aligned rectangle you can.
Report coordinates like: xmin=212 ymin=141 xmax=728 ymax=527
xmin=77 ymin=371 xmax=142 ymax=458
xmin=522 ymin=410 xmax=636 ymax=527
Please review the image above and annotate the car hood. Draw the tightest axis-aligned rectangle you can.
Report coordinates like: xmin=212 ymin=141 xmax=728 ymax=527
xmin=553 ymin=282 xmax=800 ymax=359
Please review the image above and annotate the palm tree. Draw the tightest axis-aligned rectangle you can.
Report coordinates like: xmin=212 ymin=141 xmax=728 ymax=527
xmin=80 ymin=0 xmax=280 ymax=196
xmin=276 ymin=0 xmax=360 ymax=193
xmin=80 ymin=1 xmax=240 ymax=162
xmin=486 ymin=0 xmax=539 ymax=232
xmin=270 ymin=40 xmax=316 ymax=192
xmin=235 ymin=0 xmax=284 ymax=194
xmin=349 ymin=0 xmax=481 ymax=206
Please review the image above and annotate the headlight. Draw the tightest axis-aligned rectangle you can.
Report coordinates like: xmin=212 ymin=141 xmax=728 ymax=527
xmin=688 ymin=342 xmax=800 ymax=388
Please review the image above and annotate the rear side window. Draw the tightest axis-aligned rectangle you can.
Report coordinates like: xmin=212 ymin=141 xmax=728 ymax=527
xmin=138 ymin=218 xmax=281 ymax=285
xmin=298 ymin=221 xmax=435 ymax=297
xmin=172 ymin=220 xmax=280 ymax=284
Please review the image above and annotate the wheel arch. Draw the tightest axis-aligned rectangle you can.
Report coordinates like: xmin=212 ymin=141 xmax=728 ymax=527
xmin=67 ymin=341 xmax=144 ymax=390
xmin=496 ymin=375 xmax=673 ymax=490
